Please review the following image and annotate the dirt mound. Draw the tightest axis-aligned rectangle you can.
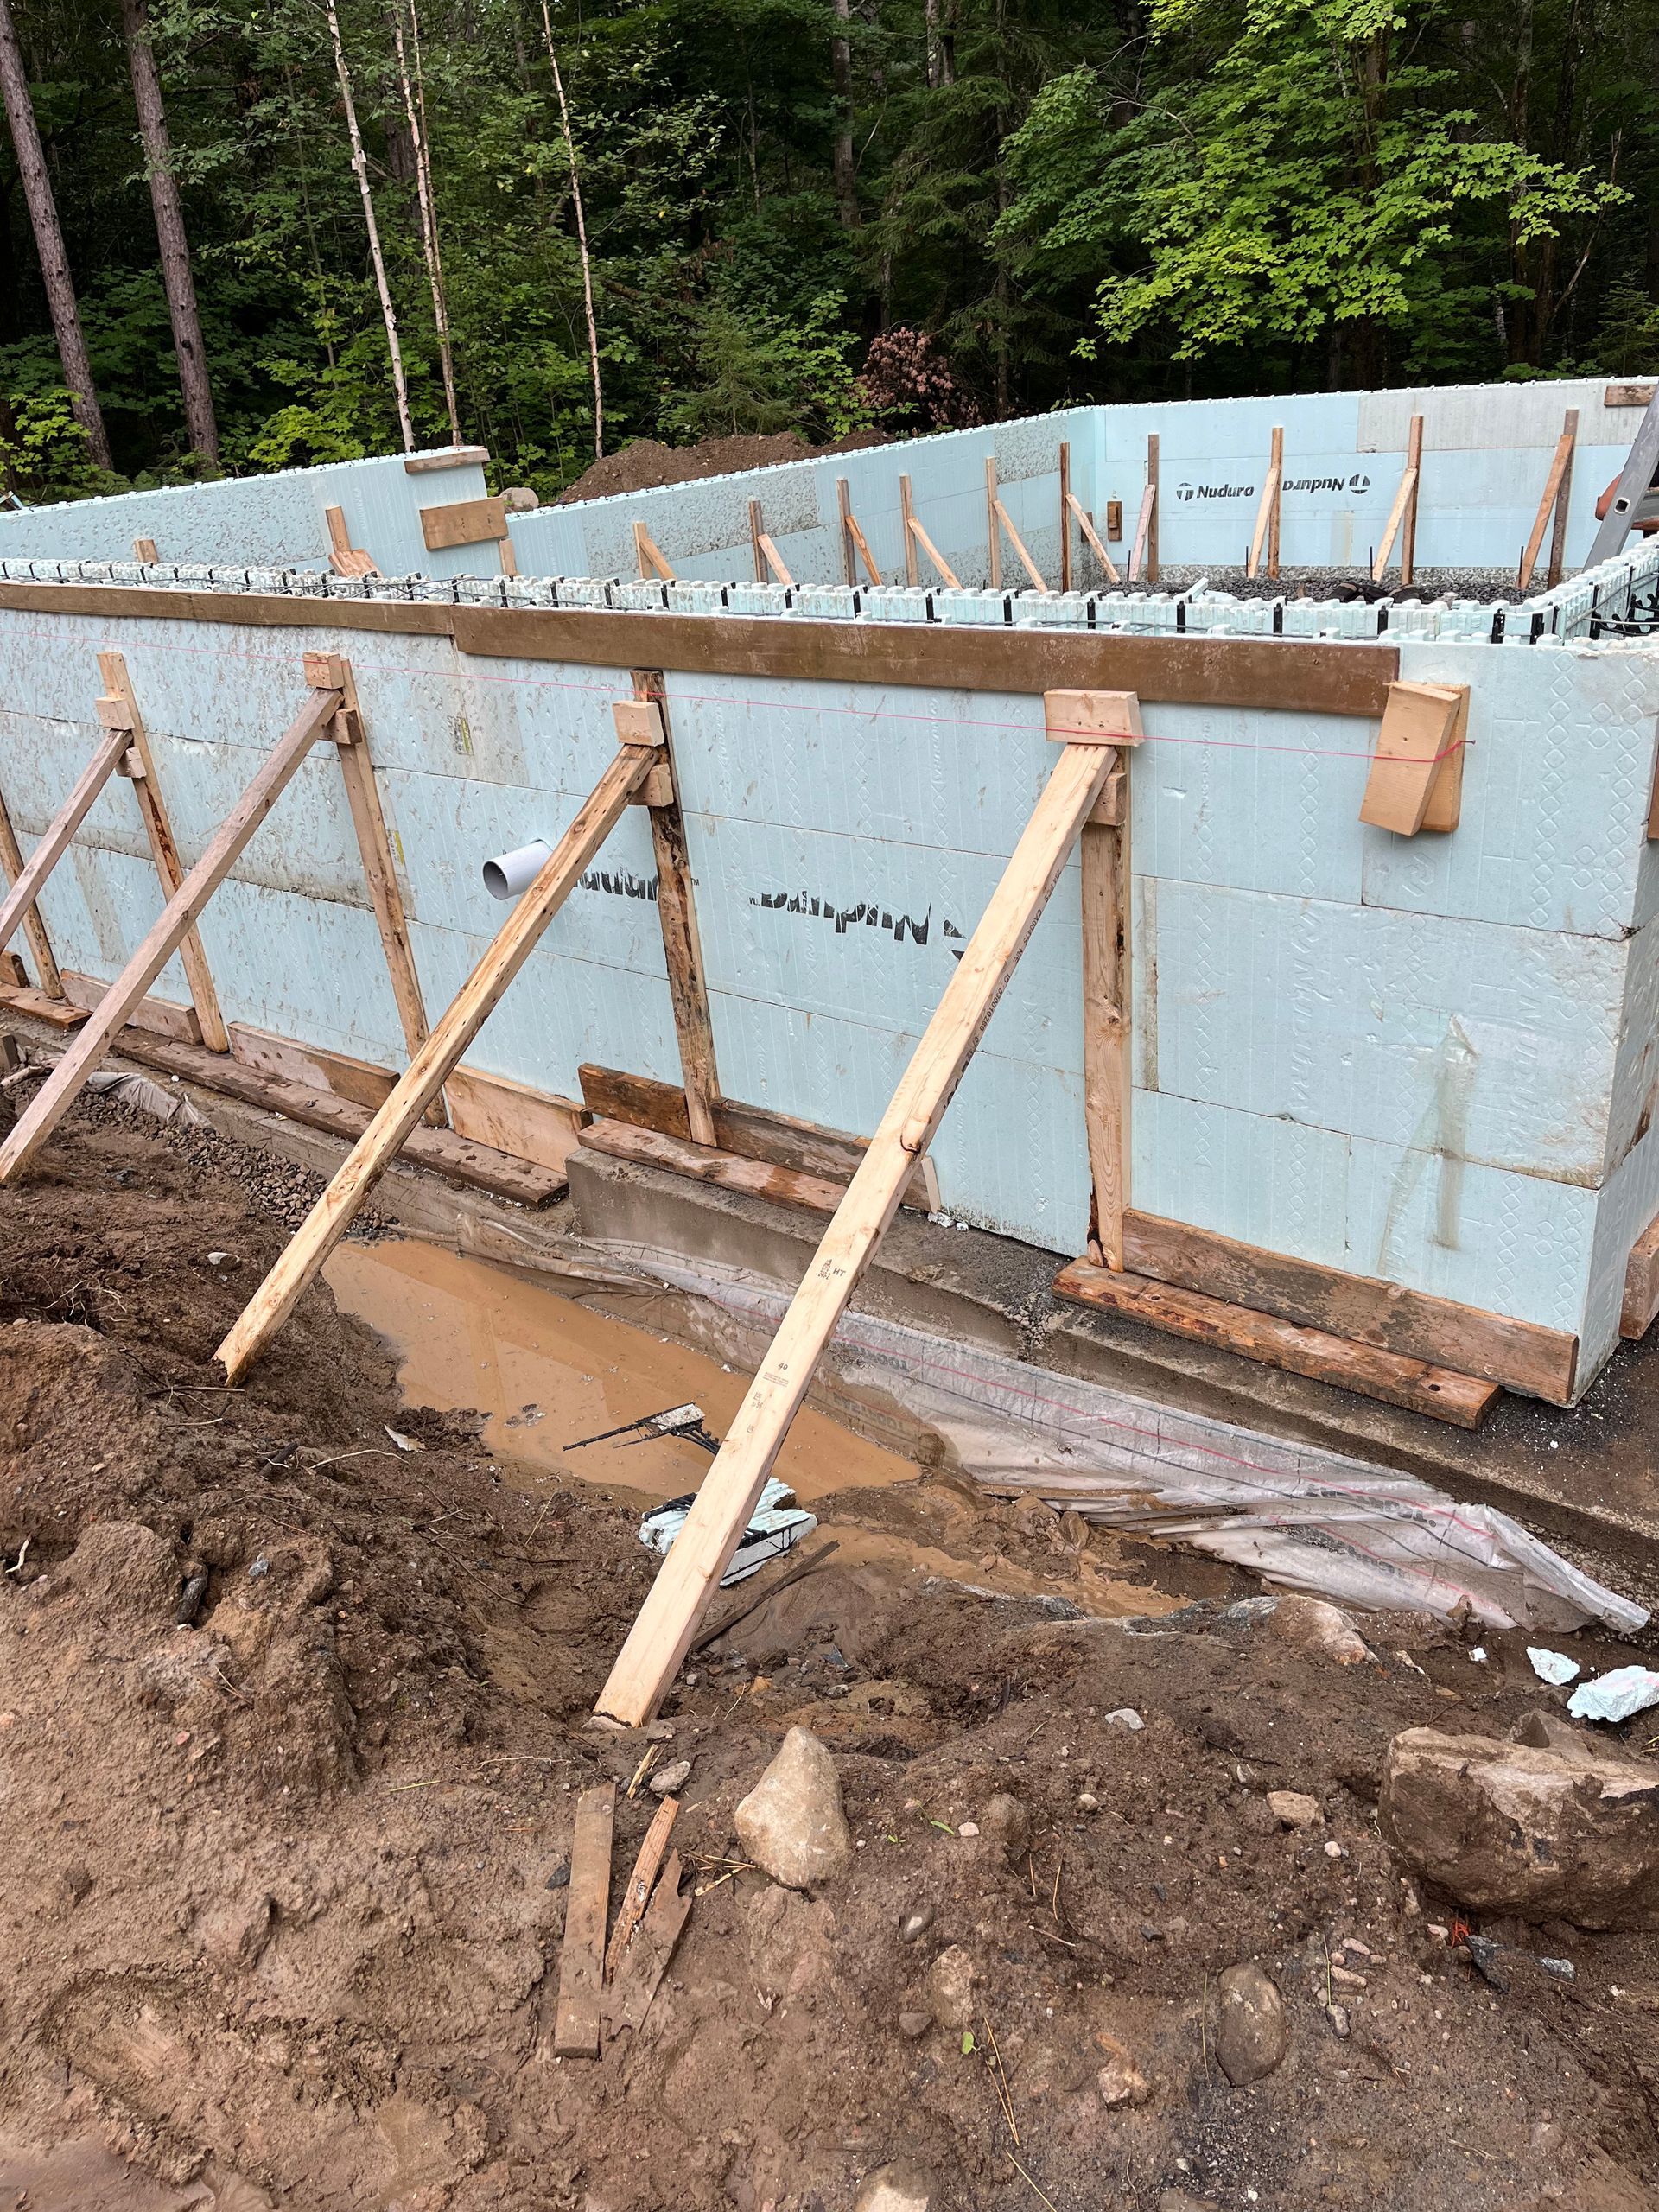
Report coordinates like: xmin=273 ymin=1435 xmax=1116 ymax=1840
xmin=0 ymin=1095 xmax=1656 ymax=2209
xmin=559 ymin=429 xmax=892 ymax=505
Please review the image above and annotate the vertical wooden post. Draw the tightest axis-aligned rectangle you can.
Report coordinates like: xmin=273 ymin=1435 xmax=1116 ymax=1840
xmin=0 ymin=782 xmax=65 ymax=1000
xmin=836 ymin=476 xmax=857 ymax=588
xmin=1400 ymin=413 xmax=1423 ymax=588
xmin=593 ymin=717 xmax=1120 ymax=1726
xmin=748 ymin=498 xmax=766 ymax=583
xmin=302 ymin=651 xmax=442 ymax=1119
xmin=1058 ymin=441 xmax=1073 ymax=594
xmin=97 ymin=651 xmax=229 ymax=1053
xmin=899 ymin=474 xmax=919 ymax=588
xmin=632 ymin=670 xmax=720 ymax=1147
xmin=985 ymin=454 xmax=1001 ymax=588
xmin=1146 ymin=433 xmax=1160 ymax=583
xmin=1070 ymin=692 xmax=1143 ymax=1270
xmin=1267 ymin=423 xmax=1283 ymax=579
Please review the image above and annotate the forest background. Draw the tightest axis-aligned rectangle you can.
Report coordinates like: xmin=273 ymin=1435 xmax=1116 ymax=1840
xmin=1 ymin=0 xmax=1656 ymax=507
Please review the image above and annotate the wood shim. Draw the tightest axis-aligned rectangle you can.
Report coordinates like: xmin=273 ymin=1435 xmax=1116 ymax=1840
xmin=214 ymin=735 xmax=660 ymax=1382
xmin=1054 ymin=1258 xmax=1499 ymax=1428
xmin=420 ymin=494 xmax=511 ymax=551
xmin=552 ymin=1782 xmax=614 ymax=2058
xmin=1358 ymin=680 xmax=1467 ymax=836
xmin=594 ymin=727 xmax=1117 ymax=1726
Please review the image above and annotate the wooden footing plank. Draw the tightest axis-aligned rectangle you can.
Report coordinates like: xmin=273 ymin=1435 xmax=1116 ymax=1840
xmin=61 ymin=970 xmax=202 ymax=1046
xmin=578 ymin=1063 xmax=939 ymax=1213
xmin=1622 ymin=1209 xmax=1659 ymax=1340
xmin=0 ymin=982 xmax=87 ymax=1030
xmin=1053 ymin=1258 xmax=1499 ymax=1428
xmin=93 ymin=1028 xmax=564 ymax=1206
xmin=553 ymin=1782 xmax=615 ymax=2059
xmin=579 ymin=1116 xmax=847 ymax=1215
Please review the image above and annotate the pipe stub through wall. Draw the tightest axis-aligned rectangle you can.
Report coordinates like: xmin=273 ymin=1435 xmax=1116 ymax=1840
xmin=482 ymin=840 xmax=553 ymax=900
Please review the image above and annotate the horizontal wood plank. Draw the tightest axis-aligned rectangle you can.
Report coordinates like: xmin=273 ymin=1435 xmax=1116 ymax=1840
xmin=99 ymin=1028 xmax=564 ymax=1205
xmin=446 ymin=1065 xmax=586 ymax=1174
xmin=420 ymin=495 xmax=510 ymax=551
xmin=1053 ymin=1258 xmax=1498 ymax=1428
xmin=0 ymin=982 xmax=87 ymax=1029
xmin=62 ymin=971 xmax=202 ymax=1046
xmin=404 ymin=447 xmax=491 ymax=473
xmin=578 ymin=1063 xmax=939 ymax=1211
xmin=229 ymin=1023 xmax=399 ymax=1113
xmin=1121 ymin=1210 xmax=1577 ymax=1404
xmin=580 ymin=1116 xmax=849 ymax=1213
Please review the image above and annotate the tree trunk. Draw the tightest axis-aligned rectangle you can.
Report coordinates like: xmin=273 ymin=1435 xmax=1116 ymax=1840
xmin=830 ymin=0 xmax=857 ymax=227
xmin=538 ymin=0 xmax=603 ymax=459
xmin=327 ymin=0 xmax=414 ymax=451
xmin=120 ymin=0 xmax=218 ymax=461
xmin=391 ymin=0 xmax=461 ymax=443
xmin=0 ymin=0 xmax=111 ymax=468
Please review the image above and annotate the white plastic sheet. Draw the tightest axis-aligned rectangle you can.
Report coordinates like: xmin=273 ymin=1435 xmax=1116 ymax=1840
xmin=587 ymin=1237 xmax=1649 ymax=1637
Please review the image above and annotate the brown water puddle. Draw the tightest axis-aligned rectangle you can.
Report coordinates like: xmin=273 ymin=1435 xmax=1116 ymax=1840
xmin=324 ymin=1236 xmax=1160 ymax=1620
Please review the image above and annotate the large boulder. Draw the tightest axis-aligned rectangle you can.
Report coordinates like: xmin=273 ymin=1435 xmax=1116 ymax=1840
xmin=1379 ymin=1725 xmax=1659 ymax=1929
xmin=734 ymin=1726 xmax=851 ymax=1889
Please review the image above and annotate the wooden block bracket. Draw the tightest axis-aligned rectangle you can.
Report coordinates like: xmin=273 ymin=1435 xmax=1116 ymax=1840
xmin=1358 ymin=680 xmax=1468 ymax=836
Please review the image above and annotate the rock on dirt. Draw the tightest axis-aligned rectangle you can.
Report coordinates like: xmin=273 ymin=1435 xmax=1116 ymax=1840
xmin=924 ymin=1944 xmax=976 ymax=2031
xmin=734 ymin=1726 xmax=851 ymax=1889
xmin=1268 ymin=1789 xmax=1324 ymax=1828
xmin=977 ymin=1791 xmax=1030 ymax=1860
xmin=1259 ymin=1593 xmax=1374 ymax=1665
xmin=1094 ymin=2028 xmax=1151 ymax=2107
xmin=1379 ymin=1719 xmax=1659 ymax=1928
xmin=854 ymin=2162 xmax=937 ymax=2212
xmin=1214 ymin=1962 xmax=1287 ymax=2085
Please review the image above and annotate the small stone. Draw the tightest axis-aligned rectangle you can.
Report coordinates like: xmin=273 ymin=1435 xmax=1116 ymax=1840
xmin=956 ymin=1821 xmax=980 ymax=1838
xmin=1264 ymin=1594 xmax=1373 ymax=1666
xmin=1103 ymin=1707 xmax=1145 ymax=1732
xmin=1323 ymin=1840 xmax=1344 ymax=1859
xmin=206 ymin=1250 xmax=238 ymax=1268
xmin=1077 ymin=1791 xmax=1100 ymax=1812
xmin=248 ymin=1555 xmax=270 ymax=1580
xmin=1268 ymin=1789 xmax=1323 ymax=1829
xmin=1214 ymin=1961 xmax=1287 ymax=2085
xmin=897 ymin=2008 xmax=932 ymax=2039
xmin=734 ymin=1726 xmax=852 ymax=1890
xmin=925 ymin=1944 xmax=976 ymax=2031
xmin=1094 ymin=2030 xmax=1150 ymax=2107
xmin=855 ymin=2162 xmax=937 ymax=2212
xmin=1325 ymin=2002 xmax=1351 ymax=2038
xmin=980 ymin=1792 xmax=1031 ymax=1859
xmin=899 ymin=1906 xmax=935 ymax=1943
xmin=648 ymin=1758 xmax=692 ymax=1796
xmin=1329 ymin=1963 xmax=1367 ymax=1989
xmin=545 ymin=1862 xmax=570 ymax=1890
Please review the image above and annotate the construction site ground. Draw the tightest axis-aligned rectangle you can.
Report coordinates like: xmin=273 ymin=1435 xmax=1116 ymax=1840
xmin=2 ymin=1090 xmax=1658 ymax=2212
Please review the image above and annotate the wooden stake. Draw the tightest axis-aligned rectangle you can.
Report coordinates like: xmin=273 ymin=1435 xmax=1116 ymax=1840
xmin=899 ymin=474 xmax=919 ymax=588
xmin=1066 ymin=492 xmax=1120 ymax=584
xmin=552 ymin=1781 xmax=614 ymax=2057
xmin=748 ymin=498 xmax=766 ymax=584
xmin=605 ymin=1792 xmax=678 ymax=1981
xmin=1127 ymin=484 xmax=1155 ymax=583
xmin=1247 ymin=426 xmax=1283 ymax=580
xmin=632 ymin=672 xmax=720 ymax=1147
xmin=1146 ymin=434 xmax=1160 ymax=582
xmin=214 ymin=734 xmax=660 ymax=1382
xmin=1547 ymin=408 xmax=1579 ymax=589
xmin=1059 ymin=441 xmax=1072 ymax=594
xmin=756 ymin=532 xmax=794 ymax=588
xmin=994 ymin=497 xmax=1047 ymax=592
xmin=302 ymin=653 xmax=436 ymax=1100
xmin=1067 ymin=691 xmax=1144 ymax=1270
xmin=0 ymin=725 xmax=131 ymax=963
xmin=594 ymin=716 xmax=1118 ymax=1726
xmin=837 ymin=479 xmax=880 ymax=587
xmin=97 ymin=650 xmax=229 ymax=1052
xmin=633 ymin=520 xmax=675 ymax=583
xmin=0 ymin=780 xmax=65 ymax=998
xmin=986 ymin=454 xmax=1001 ymax=588
xmin=1518 ymin=410 xmax=1579 ymax=591
xmin=0 ymin=683 xmax=345 ymax=1185
xmin=133 ymin=536 xmax=158 ymax=563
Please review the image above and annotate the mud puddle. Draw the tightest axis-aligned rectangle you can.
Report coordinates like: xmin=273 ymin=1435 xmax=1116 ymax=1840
xmin=324 ymin=1237 xmax=1156 ymax=1618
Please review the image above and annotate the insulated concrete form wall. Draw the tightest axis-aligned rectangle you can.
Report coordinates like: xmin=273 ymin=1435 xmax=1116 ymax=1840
xmin=0 ymin=449 xmax=494 ymax=579
xmin=3 ymin=581 xmax=1658 ymax=1398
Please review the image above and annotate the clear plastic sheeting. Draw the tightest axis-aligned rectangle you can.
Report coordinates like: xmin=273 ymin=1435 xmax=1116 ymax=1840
xmin=587 ymin=1238 xmax=1649 ymax=1637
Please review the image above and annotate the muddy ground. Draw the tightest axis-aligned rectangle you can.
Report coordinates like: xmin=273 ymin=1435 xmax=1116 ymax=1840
xmin=1 ymin=1096 xmax=1656 ymax=2211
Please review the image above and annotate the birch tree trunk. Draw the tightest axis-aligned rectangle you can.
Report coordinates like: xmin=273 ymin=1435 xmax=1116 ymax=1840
xmin=830 ymin=0 xmax=857 ymax=228
xmin=0 ymin=0 xmax=111 ymax=468
xmin=392 ymin=0 xmax=461 ymax=443
xmin=327 ymin=0 xmax=414 ymax=451
xmin=120 ymin=0 xmax=218 ymax=461
xmin=538 ymin=0 xmax=603 ymax=460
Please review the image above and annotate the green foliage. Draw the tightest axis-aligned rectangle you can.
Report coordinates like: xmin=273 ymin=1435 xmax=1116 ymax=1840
xmin=0 ymin=0 xmax=1654 ymax=504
